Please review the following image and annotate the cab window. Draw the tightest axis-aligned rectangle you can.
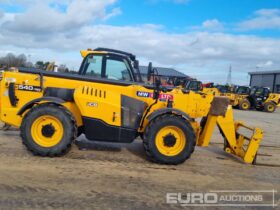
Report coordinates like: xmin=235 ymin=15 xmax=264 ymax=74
xmin=263 ymin=88 xmax=269 ymax=97
xmin=84 ymin=55 xmax=103 ymax=78
xmin=105 ymin=57 xmax=132 ymax=81
xmin=255 ymin=88 xmax=264 ymax=96
xmin=188 ymin=82 xmax=200 ymax=91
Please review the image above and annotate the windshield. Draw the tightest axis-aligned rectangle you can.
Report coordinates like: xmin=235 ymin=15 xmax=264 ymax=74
xmin=185 ymin=81 xmax=201 ymax=91
xmin=216 ymin=85 xmax=230 ymax=93
xmin=251 ymin=87 xmax=266 ymax=96
xmin=236 ymin=86 xmax=250 ymax=94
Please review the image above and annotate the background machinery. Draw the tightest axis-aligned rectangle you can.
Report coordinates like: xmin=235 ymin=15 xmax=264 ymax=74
xmin=225 ymin=85 xmax=251 ymax=108
xmin=0 ymin=48 xmax=263 ymax=164
xmin=187 ymin=80 xmax=279 ymax=113
xmin=238 ymin=87 xmax=280 ymax=112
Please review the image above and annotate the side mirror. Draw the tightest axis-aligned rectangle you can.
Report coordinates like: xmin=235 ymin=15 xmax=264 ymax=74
xmin=155 ymin=77 xmax=161 ymax=87
xmin=134 ymin=60 xmax=139 ymax=70
xmin=147 ymin=62 xmax=153 ymax=81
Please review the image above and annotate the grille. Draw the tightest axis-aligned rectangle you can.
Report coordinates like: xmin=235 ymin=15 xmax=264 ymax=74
xmin=82 ymin=86 xmax=106 ymax=98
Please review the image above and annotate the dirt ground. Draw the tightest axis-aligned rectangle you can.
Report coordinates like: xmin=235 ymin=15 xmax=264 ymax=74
xmin=0 ymin=109 xmax=279 ymax=210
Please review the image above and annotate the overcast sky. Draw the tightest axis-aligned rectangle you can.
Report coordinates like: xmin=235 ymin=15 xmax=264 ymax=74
xmin=0 ymin=0 xmax=279 ymax=84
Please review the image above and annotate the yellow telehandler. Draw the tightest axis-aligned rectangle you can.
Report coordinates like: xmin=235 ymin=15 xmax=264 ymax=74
xmin=238 ymin=86 xmax=280 ymax=112
xmin=0 ymin=48 xmax=263 ymax=164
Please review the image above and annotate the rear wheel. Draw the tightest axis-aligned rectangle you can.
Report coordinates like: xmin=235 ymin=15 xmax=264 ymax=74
xmin=143 ymin=115 xmax=195 ymax=164
xmin=20 ymin=104 xmax=77 ymax=156
xmin=264 ymin=102 xmax=276 ymax=113
xmin=239 ymin=99 xmax=251 ymax=110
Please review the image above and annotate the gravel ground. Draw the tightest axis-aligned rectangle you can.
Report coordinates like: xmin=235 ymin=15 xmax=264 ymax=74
xmin=0 ymin=109 xmax=279 ymax=210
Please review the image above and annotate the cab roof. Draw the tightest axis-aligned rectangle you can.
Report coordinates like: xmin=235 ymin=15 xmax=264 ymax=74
xmin=80 ymin=47 xmax=136 ymax=61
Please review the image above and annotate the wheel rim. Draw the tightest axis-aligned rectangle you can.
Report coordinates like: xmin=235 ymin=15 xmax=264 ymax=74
xmin=242 ymin=102 xmax=249 ymax=109
xmin=31 ymin=115 xmax=64 ymax=147
xmin=267 ymin=105 xmax=274 ymax=111
xmin=155 ymin=126 xmax=186 ymax=156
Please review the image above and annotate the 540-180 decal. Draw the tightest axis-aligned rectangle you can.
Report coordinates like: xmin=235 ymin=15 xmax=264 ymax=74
xmin=17 ymin=85 xmax=42 ymax=92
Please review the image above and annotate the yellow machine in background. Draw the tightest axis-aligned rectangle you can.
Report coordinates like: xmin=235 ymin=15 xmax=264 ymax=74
xmin=0 ymin=48 xmax=263 ymax=164
xmin=202 ymin=87 xmax=220 ymax=96
xmin=238 ymin=87 xmax=280 ymax=112
xmin=226 ymin=86 xmax=251 ymax=108
xmin=46 ymin=62 xmax=57 ymax=72
xmin=270 ymin=93 xmax=280 ymax=107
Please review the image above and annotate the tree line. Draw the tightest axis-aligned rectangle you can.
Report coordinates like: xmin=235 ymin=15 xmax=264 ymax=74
xmin=0 ymin=53 xmax=70 ymax=72
xmin=0 ymin=53 xmax=30 ymax=68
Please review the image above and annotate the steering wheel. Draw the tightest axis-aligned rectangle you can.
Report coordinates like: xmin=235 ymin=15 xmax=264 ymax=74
xmin=147 ymin=62 xmax=153 ymax=81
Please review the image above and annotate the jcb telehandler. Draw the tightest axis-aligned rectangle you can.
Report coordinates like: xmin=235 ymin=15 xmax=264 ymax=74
xmin=239 ymin=87 xmax=280 ymax=112
xmin=0 ymin=48 xmax=263 ymax=164
xmin=227 ymin=86 xmax=251 ymax=108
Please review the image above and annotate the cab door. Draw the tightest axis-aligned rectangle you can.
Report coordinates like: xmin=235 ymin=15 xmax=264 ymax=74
xmin=80 ymin=53 xmax=136 ymax=83
xmin=251 ymin=88 xmax=269 ymax=107
xmin=104 ymin=55 xmax=134 ymax=82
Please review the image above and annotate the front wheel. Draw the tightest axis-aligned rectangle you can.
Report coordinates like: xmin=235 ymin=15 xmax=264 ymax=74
xmin=143 ymin=115 xmax=195 ymax=164
xmin=20 ymin=104 xmax=77 ymax=157
xmin=239 ymin=99 xmax=251 ymax=110
xmin=264 ymin=102 xmax=276 ymax=113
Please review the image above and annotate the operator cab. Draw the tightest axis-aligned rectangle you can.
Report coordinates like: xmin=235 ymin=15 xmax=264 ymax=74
xmin=235 ymin=86 xmax=251 ymax=95
xmin=215 ymin=85 xmax=232 ymax=93
xmin=184 ymin=80 xmax=203 ymax=92
xmin=249 ymin=87 xmax=271 ymax=108
xmin=79 ymin=48 xmax=143 ymax=83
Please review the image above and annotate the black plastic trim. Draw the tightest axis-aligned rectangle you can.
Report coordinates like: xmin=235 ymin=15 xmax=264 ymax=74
xmin=121 ymin=95 xmax=147 ymax=129
xmin=44 ymin=88 xmax=74 ymax=102
xmin=94 ymin=48 xmax=136 ymax=61
xmin=18 ymin=68 xmax=152 ymax=88
xmin=17 ymin=97 xmax=65 ymax=116
xmin=83 ymin=117 xmax=137 ymax=143
xmin=8 ymin=83 xmax=18 ymax=107
xmin=147 ymin=108 xmax=192 ymax=122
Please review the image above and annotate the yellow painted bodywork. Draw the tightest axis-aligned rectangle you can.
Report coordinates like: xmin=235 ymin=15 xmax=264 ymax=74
xmin=265 ymin=93 xmax=280 ymax=105
xmin=202 ymin=87 xmax=220 ymax=96
xmin=0 ymin=71 xmax=84 ymax=127
xmin=80 ymin=50 xmax=107 ymax=58
xmin=0 ymin=71 xmax=212 ymax=130
xmin=232 ymin=94 xmax=248 ymax=107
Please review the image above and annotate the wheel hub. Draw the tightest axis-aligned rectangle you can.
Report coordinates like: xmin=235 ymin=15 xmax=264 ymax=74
xmin=163 ymin=133 xmax=177 ymax=147
xmin=41 ymin=123 xmax=56 ymax=138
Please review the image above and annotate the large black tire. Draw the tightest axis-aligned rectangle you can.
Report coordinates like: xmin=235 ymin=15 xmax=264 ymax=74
xmin=239 ymin=99 xmax=251 ymax=110
xmin=264 ymin=102 xmax=276 ymax=113
xmin=20 ymin=104 xmax=77 ymax=157
xmin=143 ymin=115 xmax=196 ymax=165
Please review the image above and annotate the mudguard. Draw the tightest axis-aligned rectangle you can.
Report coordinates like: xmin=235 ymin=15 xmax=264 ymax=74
xmin=17 ymin=97 xmax=65 ymax=116
xmin=147 ymin=108 xmax=192 ymax=122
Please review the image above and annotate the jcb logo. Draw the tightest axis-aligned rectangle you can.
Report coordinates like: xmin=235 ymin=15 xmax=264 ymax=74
xmin=87 ymin=102 xmax=98 ymax=107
